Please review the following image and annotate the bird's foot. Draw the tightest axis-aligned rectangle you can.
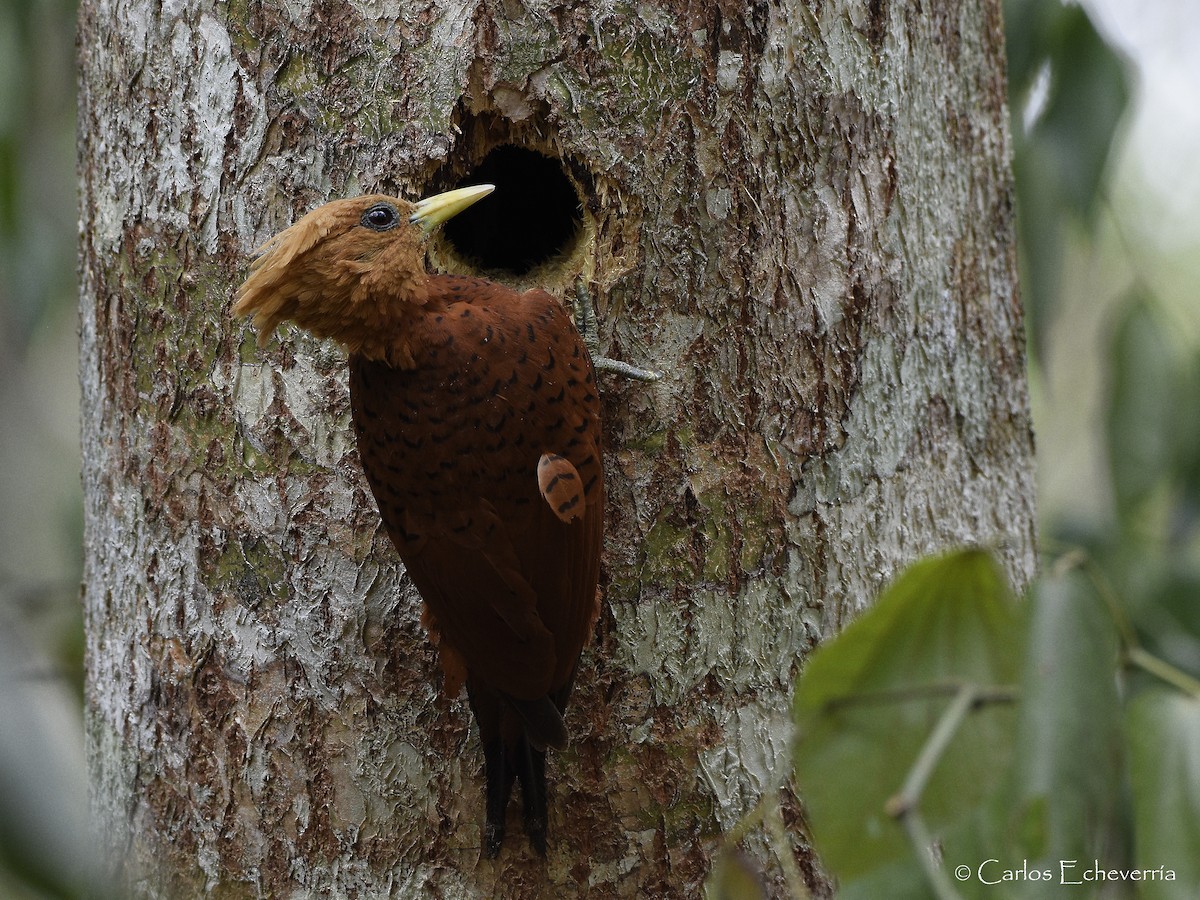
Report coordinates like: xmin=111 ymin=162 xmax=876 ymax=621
xmin=573 ymin=279 xmax=662 ymax=382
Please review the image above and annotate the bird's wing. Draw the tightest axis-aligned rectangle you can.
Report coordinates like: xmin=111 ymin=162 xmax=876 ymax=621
xmin=399 ymin=507 xmax=559 ymax=702
xmin=348 ymin=279 xmax=604 ymax=710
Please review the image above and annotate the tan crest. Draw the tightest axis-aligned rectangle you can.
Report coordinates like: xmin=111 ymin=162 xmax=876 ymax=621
xmin=232 ymin=202 xmax=354 ymax=345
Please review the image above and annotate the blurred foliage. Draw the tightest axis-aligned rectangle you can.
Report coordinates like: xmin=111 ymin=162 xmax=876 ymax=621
xmin=0 ymin=0 xmax=78 ymax=342
xmin=1006 ymin=0 xmax=1131 ymax=358
xmin=1 ymin=0 xmax=91 ymax=896
xmin=712 ymin=547 xmax=1200 ymax=898
xmin=1096 ymin=293 xmax=1200 ymax=686
xmin=793 ymin=551 xmax=1022 ymax=885
xmin=707 ymin=1 xmax=1200 ymax=896
xmin=707 ymin=850 xmax=771 ymax=900
xmin=0 ymin=622 xmax=100 ymax=900
xmin=800 ymin=550 xmax=1200 ymax=899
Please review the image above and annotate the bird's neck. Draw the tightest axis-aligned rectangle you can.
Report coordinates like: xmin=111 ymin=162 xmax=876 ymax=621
xmin=342 ymin=293 xmax=448 ymax=369
xmin=344 ymin=317 xmax=416 ymax=369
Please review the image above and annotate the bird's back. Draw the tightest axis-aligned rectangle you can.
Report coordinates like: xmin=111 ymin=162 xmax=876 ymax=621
xmin=348 ymin=275 xmax=604 ymax=724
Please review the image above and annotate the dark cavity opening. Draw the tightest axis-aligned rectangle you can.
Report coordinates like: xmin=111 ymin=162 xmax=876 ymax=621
xmin=442 ymin=145 xmax=582 ymax=277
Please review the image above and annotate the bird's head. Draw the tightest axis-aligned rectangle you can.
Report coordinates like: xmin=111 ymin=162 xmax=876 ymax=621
xmin=233 ymin=185 xmax=494 ymax=361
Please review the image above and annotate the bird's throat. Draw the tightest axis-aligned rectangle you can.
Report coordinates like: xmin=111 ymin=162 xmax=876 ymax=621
xmin=343 ymin=319 xmax=421 ymax=369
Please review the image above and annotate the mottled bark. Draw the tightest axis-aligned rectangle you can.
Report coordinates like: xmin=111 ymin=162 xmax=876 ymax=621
xmin=78 ymin=0 xmax=1035 ymax=896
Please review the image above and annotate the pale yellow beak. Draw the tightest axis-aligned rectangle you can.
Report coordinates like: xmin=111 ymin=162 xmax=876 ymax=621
xmin=410 ymin=184 xmax=495 ymax=233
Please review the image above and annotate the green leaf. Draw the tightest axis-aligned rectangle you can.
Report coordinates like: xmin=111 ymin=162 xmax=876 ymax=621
xmin=1034 ymin=5 xmax=1130 ymax=220
xmin=1003 ymin=0 xmax=1058 ymax=98
xmin=704 ymin=850 xmax=766 ymax=900
xmin=792 ymin=549 xmax=1023 ymax=881
xmin=1005 ymin=569 xmax=1122 ymax=890
xmin=1169 ymin=351 xmax=1200 ymax=519
xmin=1011 ymin=136 xmax=1066 ymax=359
xmin=836 ymin=853 xmax=934 ymax=900
xmin=1126 ymin=690 xmax=1200 ymax=899
xmin=1006 ymin=1 xmax=1130 ymax=359
xmin=1106 ymin=296 xmax=1180 ymax=516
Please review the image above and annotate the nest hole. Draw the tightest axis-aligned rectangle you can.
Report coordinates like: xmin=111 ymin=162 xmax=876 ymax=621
xmin=440 ymin=145 xmax=582 ymax=278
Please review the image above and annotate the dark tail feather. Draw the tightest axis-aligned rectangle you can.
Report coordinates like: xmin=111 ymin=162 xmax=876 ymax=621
xmin=480 ymin=735 xmax=514 ymax=857
xmin=478 ymin=732 xmax=549 ymax=857
xmin=468 ymin=679 xmax=509 ymax=857
xmin=516 ymin=739 xmax=548 ymax=855
xmin=468 ymin=680 xmax=560 ymax=857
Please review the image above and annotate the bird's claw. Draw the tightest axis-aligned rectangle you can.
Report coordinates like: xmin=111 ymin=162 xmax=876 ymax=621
xmin=573 ymin=279 xmax=662 ymax=383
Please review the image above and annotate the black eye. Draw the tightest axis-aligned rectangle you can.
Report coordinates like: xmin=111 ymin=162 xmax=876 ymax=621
xmin=361 ymin=203 xmax=400 ymax=231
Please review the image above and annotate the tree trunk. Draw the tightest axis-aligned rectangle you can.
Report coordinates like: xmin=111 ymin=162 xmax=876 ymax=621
xmin=78 ymin=0 xmax=1034 ymax=895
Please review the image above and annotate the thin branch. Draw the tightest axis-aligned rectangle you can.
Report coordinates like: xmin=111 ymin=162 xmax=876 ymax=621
xmin=883 ymin=684 xmax=982 ymax=900
xmin=885 ymin=684 xmax=979 ymax=820
xmin=762 ymin=792 xmax=809 ymax=900
xmin=718 ymin=790 xmax=811 ymax=898
xmin=592 ymin=355 xmax=663 ymax=381
xmin=1074 ymin=553 xmax=1200 ymax=697
xmin=1127 ymin=646 xmax=1200 ymax=698
xmin=900 ymin=810 xmax=963 ymax=900
xmin=824 ymin=680 xmax=1018 ymax=714
xmin=1079 ymin=552 xmax=1142 ymax=652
